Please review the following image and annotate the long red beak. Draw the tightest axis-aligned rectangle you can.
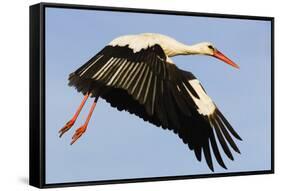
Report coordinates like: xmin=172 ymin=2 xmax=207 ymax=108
xmin=213 ymin=49 xmax=239 ymax=69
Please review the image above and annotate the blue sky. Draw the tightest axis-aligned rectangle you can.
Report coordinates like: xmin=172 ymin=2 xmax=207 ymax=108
xmin=45 ymin=7 xmax=271 ymax=184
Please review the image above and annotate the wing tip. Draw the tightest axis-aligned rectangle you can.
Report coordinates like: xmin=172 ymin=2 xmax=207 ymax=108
xmin=215 ymin=109 xmax=242 ymax=141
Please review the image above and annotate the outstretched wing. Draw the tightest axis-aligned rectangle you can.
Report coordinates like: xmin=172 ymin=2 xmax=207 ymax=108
xmin=68 ymin=44 xmax=242 ymax=171
xmin=170 ymin=69 xmax=242 ymax=170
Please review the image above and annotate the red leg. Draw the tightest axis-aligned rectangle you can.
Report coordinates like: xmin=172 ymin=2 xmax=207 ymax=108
xmin=70 ymin=98 xmax=98 ymax=145
xmin=59 ymin=93 xmax=90 ymax=137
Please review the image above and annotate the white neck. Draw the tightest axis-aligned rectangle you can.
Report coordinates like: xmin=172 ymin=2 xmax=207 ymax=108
xmin=169 ymin=43 xmax=204 ymax=56
xmin=162 ymin=40 xmax=207 ymax=57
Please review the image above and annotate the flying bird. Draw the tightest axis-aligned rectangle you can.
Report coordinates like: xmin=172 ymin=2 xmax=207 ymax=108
xmin=59 ymin=33 xmax=242 ymax=171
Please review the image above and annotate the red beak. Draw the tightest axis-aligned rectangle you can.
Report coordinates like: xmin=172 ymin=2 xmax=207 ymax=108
xmin=213 ymin=49 xmax=239 ymax=69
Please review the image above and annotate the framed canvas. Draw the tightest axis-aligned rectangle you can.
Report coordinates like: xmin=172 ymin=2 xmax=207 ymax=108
xmin=29 ymin=2 xmax=274 ymax=188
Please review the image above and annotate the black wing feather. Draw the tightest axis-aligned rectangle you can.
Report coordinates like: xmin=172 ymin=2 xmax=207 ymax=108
xmin=214 ymin=115 xmax=241 ymax=153
xmin=216 ymin=109 xmax=242 ymax=141
xmin=210 ymin=116 xmax=234 ymax=160
xmin=203 ymin=140 xmax=214 ymax=172
xmin=209 ymin=130 xmax=227 ymax=169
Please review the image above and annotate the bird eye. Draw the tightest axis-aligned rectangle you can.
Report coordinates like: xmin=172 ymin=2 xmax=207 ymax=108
xmin=208 ymin=45 xmax=214 ymax=50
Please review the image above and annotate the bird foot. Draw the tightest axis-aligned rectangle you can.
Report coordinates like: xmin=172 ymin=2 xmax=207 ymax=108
xmin=59 ymin=119 xmax=75 ymax=138
xmin=70 ymin=124 xmax=87 ymax=145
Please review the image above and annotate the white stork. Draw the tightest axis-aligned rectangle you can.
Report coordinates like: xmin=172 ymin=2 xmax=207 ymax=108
xmin=59 ymin=33 xmax=242 ymax=171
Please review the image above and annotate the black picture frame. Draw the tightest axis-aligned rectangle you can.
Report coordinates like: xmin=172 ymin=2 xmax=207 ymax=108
xmin=29 ymin=2 xmax=275 ymax=188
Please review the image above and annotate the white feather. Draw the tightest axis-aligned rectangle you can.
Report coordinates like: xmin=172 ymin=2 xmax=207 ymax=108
xmin=79 ymin=55 xmax=103 ymax=76
xmin=92 ymin=57 xmax=115 ymax=79
xmin=183 ymin=80 xmax=216 ymax=116
xmin=108 ymin=33 xmax=191 ymax=56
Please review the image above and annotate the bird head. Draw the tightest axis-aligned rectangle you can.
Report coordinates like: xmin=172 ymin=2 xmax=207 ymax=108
xmin=195 ymin=42 xmax=239 ymax=69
